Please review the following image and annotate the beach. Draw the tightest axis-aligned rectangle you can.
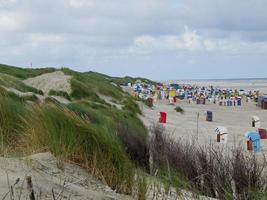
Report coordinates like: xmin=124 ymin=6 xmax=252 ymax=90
xmin=141 ymin=79 xmax=267 ymax=152
xmin=168 ymin=79 xmax=267 ymax=94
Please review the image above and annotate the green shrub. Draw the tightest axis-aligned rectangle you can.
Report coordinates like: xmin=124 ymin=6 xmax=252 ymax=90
xmin=174 ymin=106 xmax=184 ymax=114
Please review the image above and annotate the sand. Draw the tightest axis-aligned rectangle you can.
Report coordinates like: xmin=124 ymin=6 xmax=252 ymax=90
xmin=0 ymin=152 xmax=214 ymax=200
xmin=0 ymin=152 xmax=132 ymax=200
xmin=140 ymin=80 xmax=267 ymax=152
xmin=23 ymin=71 xmax=72 ymax=95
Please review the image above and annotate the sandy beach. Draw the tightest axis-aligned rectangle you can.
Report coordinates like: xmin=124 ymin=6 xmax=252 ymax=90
xmin=141 ymin=80 xmax=267 ymax=152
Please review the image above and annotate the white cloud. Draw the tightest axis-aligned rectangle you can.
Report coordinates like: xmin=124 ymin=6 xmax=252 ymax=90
xmin=129 ymin=26 xmax=267 ymax=56
xmin=28 ymin=34 xmax=65 ymax=45
xmin=0 ymin=14 xmax=20 ymax=31
xmin=0 ymin=0 xmax=17 ymax=7
xmin=0 ymin=0 xmax=267 ymax=78
xmin=67 ymin=0 xmax=94 ymax=8
xmin=129 ymin=27 xmax=209 ymax=54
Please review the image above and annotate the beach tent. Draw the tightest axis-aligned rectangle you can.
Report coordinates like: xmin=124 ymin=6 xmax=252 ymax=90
xmin=245 ymin=132 xmax=261 ymax=152
xmin=214 ymin=126 xmax=228 ymax=143
xmin=252 ymin=116 xmax=260 ymax=128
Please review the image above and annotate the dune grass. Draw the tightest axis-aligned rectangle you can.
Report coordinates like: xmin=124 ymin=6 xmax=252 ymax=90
xmin=48 ymin=89 xmax=71 ymax=100
xmin=0 ymin=86 xmax=147 ymax=194
xmin=69 ymin=78 xmax=103 ymax=102
xmin=0 ymin=73 xmax=43 ymax=94
xmin=22 ymin=103 xmax=135 ymax=193
xmin=0 ymin=64 xmax=55 ymax=79
xmin=122 ymin=97 xmax=142 ymax=115
xmin=111 ymin=75 xmax=158 ymax=86
xmin=62 ymin=68 xmax=124 ymax=101
xmin=0 ymin=65 xmax=151 ymax=195
xmin=0 ymin=87 xmax=27 ymax=154
xmin=67 ymin=101 xmax=148 ymax=168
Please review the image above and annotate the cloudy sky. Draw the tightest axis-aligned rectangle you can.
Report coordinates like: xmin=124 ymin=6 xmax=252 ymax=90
xmin=0 ymin=0 xmax=267 ymax=80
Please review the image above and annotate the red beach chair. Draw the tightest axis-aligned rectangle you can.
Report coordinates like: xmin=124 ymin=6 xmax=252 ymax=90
xmin=159 ymin=112 xmax=167 ymax=123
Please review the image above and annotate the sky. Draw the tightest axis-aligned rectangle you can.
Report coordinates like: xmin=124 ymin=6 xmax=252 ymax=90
xmin=0 ymin=0 xmax=267 ymax=80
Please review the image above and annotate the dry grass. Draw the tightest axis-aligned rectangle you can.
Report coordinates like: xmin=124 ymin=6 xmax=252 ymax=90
xmin=149 ymin=124 xmax=267 ymax=199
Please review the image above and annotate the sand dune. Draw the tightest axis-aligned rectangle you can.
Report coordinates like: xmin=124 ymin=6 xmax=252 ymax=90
xmin=0 ymin=152 xmax=132 ymax=200
xmin=24 ymin=71 xmax=72 ymax=95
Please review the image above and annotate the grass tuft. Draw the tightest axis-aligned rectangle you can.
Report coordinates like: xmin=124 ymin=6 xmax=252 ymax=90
xmin=174 ymin=106 xmax=184 ymax=114
xmin=48 ymin=89 xmax=71 ymax=101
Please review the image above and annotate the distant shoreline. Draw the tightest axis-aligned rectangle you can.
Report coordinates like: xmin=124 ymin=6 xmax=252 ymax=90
xmin=160 ymin=78 xmax=267 ymax=82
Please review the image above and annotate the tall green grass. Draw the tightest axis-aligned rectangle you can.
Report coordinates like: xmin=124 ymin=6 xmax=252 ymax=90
xmin=0 ymin=73 xmax=43 ymax=94
xmin=122 ymin=97 xmax=142 ymax=115
xmin=67 ymin=101 xmax=149 ymax=168
xmin=69 ymin=78 xmax=103 ymax=102
xmin=0 ymin=65 xmax=151 ymax=195
xmin=0 ymin=87 xmax=27 ymax=154
xmin=22 ymin=103 xmax=135 ymax=193
xmin=62 ymin=68 xmax=124 ymax=101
